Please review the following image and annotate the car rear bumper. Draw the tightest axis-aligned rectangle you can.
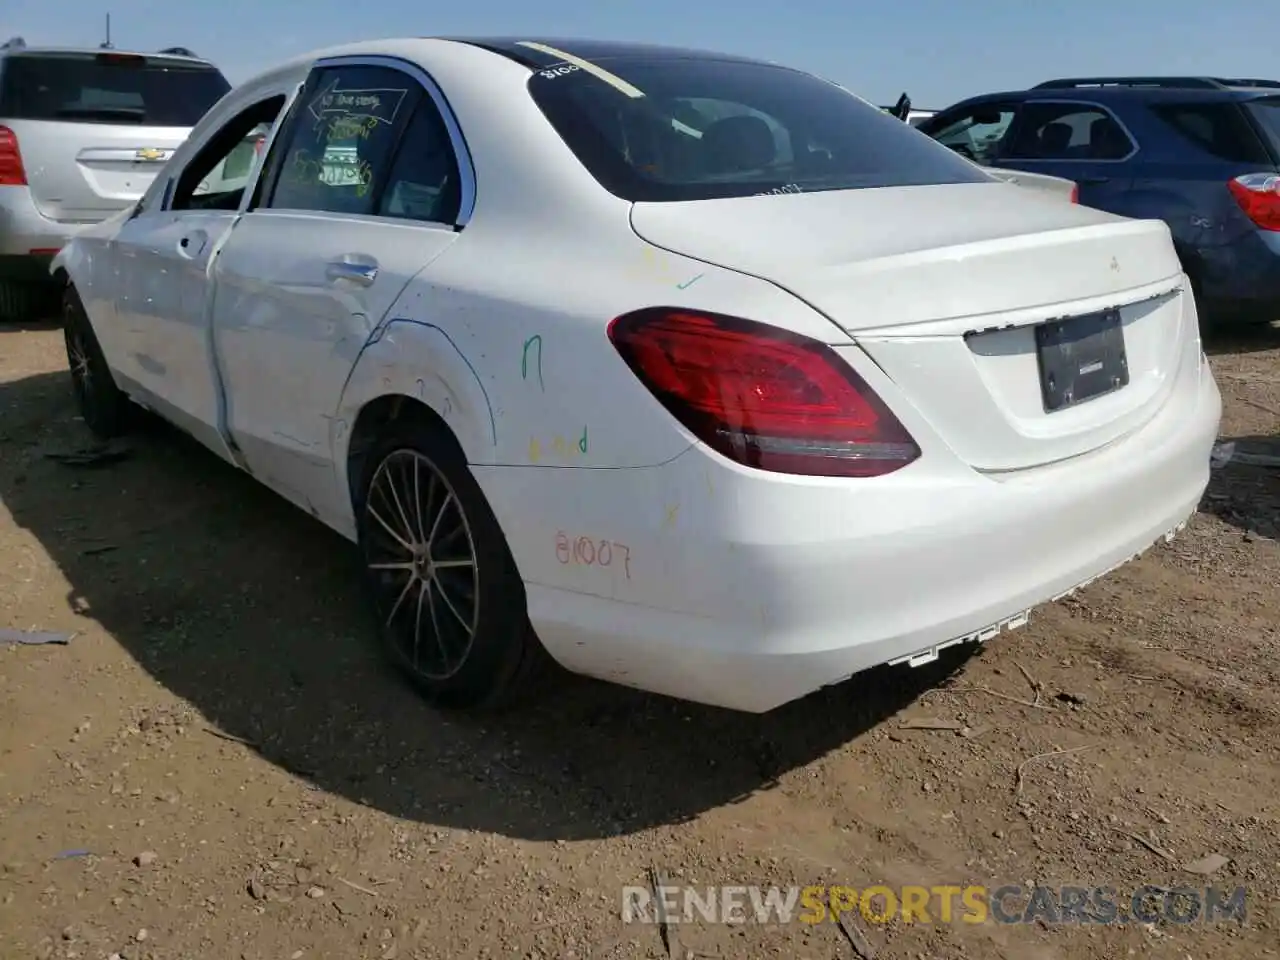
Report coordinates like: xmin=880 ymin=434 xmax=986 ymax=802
xmin=0 ymin=186 xmax=96 ymax=275
xmin=474 ymin=341 xmax=1220 ymax=714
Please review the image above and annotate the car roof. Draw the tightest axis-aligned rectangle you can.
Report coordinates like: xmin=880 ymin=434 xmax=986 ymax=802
xmin=226 ymin=35 xmax=799 ymax=93
xmin=437 ymin=37 xmax=781 ymax=69
xmin=0 ymin=45 xmax=218 ymax=67
xmin=963 ymin=85 xmax=1280 ymax=106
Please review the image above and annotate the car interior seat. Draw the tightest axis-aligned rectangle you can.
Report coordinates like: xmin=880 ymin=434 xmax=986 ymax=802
xmin=700 ymin=115 xmax=776 ymax=174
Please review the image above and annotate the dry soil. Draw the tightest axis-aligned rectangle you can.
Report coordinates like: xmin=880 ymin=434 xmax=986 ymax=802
xmin=1 ymin=319 xmax=1279 ymax=960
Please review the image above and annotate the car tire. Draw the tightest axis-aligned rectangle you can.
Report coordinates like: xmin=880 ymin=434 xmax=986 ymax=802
xmin=63 ymin=285 xmax=128 ymax=439
xmin=355 ymin=417 xmax=548 ymax=710
xmin=0 ymin=279 xmax=56 ymax=323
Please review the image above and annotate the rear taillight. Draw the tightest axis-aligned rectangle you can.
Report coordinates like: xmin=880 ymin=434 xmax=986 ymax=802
xmin=607 ymin=308 xmax=920 ymax=478
xmin=1069 ymin=183 xmax=1079 ymax=204
xmin=1227 ymin=173 xmax=1280 ymax=230
xmin=0 ymin=125 xmax=26 ymax=186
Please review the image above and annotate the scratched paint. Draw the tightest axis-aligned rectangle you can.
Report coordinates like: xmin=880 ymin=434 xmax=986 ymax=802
xmin=393 ymin=320 xmax=497 ymax=445
xmin=555 ymin=531 xmax=632 ymax=578
xmin=629 ymin=249 xmax=708 ymax=290
xmin=521 ymin=335 xmax=545 ymax=391
xmin=529 ymin=426 xmax=587 ymax=462
xmin=631 ymin=246 xmax=684 ymax=286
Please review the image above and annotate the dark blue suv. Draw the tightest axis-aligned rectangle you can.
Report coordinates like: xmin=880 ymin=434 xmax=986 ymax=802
xmin=917 ymin=77 xmax=1280 ymax=329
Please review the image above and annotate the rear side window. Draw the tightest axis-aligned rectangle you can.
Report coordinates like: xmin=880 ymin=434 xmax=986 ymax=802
xmin=922 ymin=104 xmax=1018 ymax=165
xmin=1148 ymin=102 xmax=1272 ymax=164
xmin=526 ymin=55 xmax=988 ymax=202
xmin=1003 ymin=102 xmax=1135 ymax=161
xmin=266 ymin=64 xmax=423 ymax=216
xmin=0 ymin=52 xmax=230 ymax=126
xmin=1244 ymin=98 xmax=1280 ymax=161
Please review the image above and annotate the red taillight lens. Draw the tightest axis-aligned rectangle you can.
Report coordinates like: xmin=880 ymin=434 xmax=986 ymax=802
xmin=1227 ymin=173 xmax=1280 ymax=231
xmin=1069 ymin=183 xmax=1079 ymax=204
xmin=0 ymin=125 xmax=26 ymax=186
xmin=607 ymin=308 xmax=920 ymax=478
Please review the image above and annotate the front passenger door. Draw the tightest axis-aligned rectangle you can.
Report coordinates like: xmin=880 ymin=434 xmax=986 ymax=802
xmin=210 ymin=58 xmax=469 ymax=528
xmin=107 ymin=94 xmax=289 ymax=456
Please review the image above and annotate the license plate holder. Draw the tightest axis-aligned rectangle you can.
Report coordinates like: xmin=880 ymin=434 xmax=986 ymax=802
xmin=1035 ymin=309 xmax=1128 ymax=412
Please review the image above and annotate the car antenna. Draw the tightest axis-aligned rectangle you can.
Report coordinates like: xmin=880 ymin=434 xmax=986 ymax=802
xmin=100 ymin=12 xmax=113 ymax=50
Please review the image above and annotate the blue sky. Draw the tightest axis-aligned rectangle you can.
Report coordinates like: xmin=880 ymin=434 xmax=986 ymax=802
xmin=4 ymin=0 xmax=1274 ymax=109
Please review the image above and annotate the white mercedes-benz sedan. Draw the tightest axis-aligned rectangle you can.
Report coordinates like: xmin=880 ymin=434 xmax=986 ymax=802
xmin=51 ymin=37 xmax=1221 ymax=713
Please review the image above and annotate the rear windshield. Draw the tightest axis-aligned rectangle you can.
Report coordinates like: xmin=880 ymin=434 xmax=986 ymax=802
xmin=526 ymin=56 xmax=989 ymax=202
xmin=0 ymin=53 xmax=230 ymax=126
xmin=1244 ymin=98 xmax=1280 ymax=161
xmin=1148 ymin=102 xmax=1273 ymax=164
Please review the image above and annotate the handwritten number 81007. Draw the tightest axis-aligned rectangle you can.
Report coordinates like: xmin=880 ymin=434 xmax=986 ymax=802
xmin=555 ymin=531 xmax=631 ymax=579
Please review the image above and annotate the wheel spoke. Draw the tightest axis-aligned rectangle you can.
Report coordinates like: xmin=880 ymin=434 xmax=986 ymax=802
xmin=424 ymin=576 xmax=451 ymax=668
xmin=383 ymin=572 xmax=417 ymax=628
xmin=430 ymin=558 xmax=473 ymax=570
xmin=434 ymin=523 xmax=467 ymax=553
xmin=368 ymin=560 xmax=415 ymax=572
xmin=368 ymin=503 xmax=414 ymax=554
xmin=411 ymin=576 xmax=429 ymax=670
xmin=410 ymin=456 xmax=431 ymax=544
xmin=427 ymin=490 xmax=454 ymax=550
xmin=433 ymin=575 xmax=475 ymax=635
xmin=380 ymin=464 xmax=418 ymax=551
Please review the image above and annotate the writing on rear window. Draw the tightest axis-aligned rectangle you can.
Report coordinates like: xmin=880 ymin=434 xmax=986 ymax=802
xmin=755 ymin=183 xmax=803 ymax=196
xmin=307 ymin=81 xmax=408 ymax=130
xmin=538 ymin=65 xmax=580 ymax=80
xmin=526 ymin=53 xmax=988 ymax=203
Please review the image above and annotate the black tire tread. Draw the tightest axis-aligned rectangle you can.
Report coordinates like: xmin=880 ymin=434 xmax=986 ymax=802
xmin=63 ymin=285 xmax=129 ymax=439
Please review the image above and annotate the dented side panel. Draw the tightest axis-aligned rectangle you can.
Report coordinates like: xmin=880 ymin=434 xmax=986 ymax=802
xmin=207 ymin=211 xmax=460 ymax=534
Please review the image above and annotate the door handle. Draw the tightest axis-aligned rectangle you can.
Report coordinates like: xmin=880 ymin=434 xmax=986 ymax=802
xmin=177 ymin=230 xmax=208 ymax=258
xmin=325 ymin=258 xmax=378 ymax=286
xmin=1077 ymin=176 xmax=1110 ymax=185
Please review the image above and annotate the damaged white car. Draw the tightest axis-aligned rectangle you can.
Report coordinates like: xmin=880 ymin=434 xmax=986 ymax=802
xmin=53 ymin=37 xmax=1220 ymax=713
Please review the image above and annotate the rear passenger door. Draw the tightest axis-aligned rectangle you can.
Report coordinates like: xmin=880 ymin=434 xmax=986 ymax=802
xmin=993 ymin=100 xmax=1137 ymax=211
xmin=210 ymin=56 xmax=469 ymax=527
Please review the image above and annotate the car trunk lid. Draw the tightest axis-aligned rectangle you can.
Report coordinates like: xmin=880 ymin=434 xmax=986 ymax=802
xmin=630 ymin=181 xmax=1189 ymax=472
xmin=6 ymin=120 xmax=192 ymax=220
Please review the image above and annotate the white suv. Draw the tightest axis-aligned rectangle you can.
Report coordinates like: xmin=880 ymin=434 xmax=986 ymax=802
xmin=0 ymin=38 xmax=230 ymax=320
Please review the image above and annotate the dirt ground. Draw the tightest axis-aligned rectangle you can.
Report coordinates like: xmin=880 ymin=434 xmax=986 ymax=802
xmin=1 ymin=318 xmax=1278 ymax=960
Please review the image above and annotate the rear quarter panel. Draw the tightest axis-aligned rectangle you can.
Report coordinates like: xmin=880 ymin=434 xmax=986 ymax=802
xmin=331 ymin=216 xmax=845 ymax=476
xmin=328 ymin=40 xmax=856 ymax=533
xmin=1117 ymin=103 xmax=1272 ymax=289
